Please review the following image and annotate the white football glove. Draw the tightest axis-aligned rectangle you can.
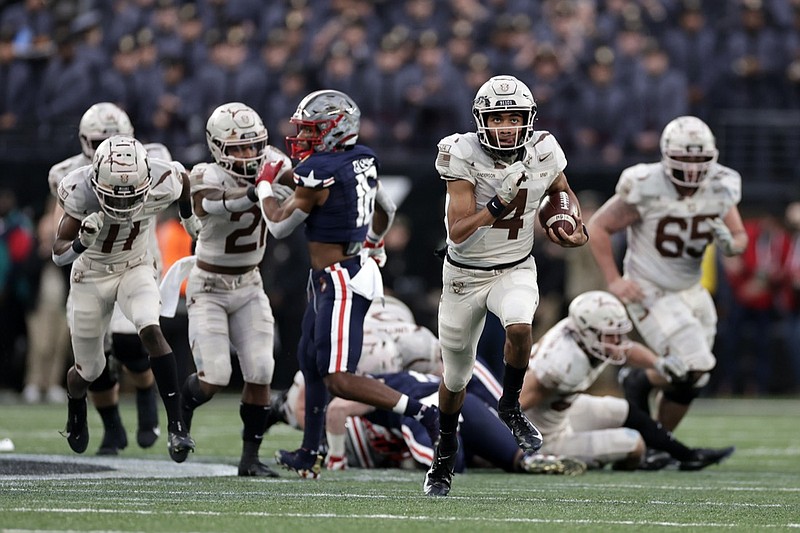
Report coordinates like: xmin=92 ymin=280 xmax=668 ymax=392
xmin=496 ymin=161 xmax=528 ymax=204
xmin=180 ymin=214 xmax=201 ymax=240
xmin=272 ymin=183 xmax=294 ymax=203
xmin=654 ymin=355 xmax=688 ymax=382
xmin=363 ymin=238 xmax=387 ymax=267
xmin=78 ymin=212 xmax=105 ymax=248
xmin=707 ymin=217 xmax=735 ymax=255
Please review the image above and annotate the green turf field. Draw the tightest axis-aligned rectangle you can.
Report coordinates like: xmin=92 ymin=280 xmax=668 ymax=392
xmin=1 ymin=395 xmax=798 ymax=532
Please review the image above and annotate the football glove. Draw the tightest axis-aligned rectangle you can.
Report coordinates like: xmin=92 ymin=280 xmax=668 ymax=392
xmin=180 ymin=213 xmax=201 ymax=240
xmin=654 ymin=354 xmax=688 ymax=382
xmin=363 ymin=238 xmax=387 ymax=267
xmin=496 ymin=161 xmax=528 ymax=204
xmin=256 ymin=160 xmax=283 ymax=185
xmin=272 ymin=183 xmax=294 ymax=203
xmin=707 ymin=217 xmax=736 ymax=255
xmin=78 ymin=212 xmax=105 ymax=248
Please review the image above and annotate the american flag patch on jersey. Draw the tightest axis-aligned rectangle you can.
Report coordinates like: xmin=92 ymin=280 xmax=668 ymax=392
xmin=436 ymin=153 xmax=451 ymax=167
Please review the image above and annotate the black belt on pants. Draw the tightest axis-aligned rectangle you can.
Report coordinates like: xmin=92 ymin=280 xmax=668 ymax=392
xmin=445 ymin=252 xmax=530 ymax=272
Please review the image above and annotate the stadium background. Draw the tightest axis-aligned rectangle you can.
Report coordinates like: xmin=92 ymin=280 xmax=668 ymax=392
xmin=1 ymin=0 xmax=799 ymax=395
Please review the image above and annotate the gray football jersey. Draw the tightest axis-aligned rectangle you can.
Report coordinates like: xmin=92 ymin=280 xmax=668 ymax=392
xmin=190 ymin=147 xmax=290 ymax=268
xmin=527 ymin=318 xmax=611 ymax=435
xmin=58 ymin=158 xmax=184 ymax=265
xmin=617 ymin=162 xmax=741 ymax=291
xmin=435 ymin=131 xmax=566 ymax=267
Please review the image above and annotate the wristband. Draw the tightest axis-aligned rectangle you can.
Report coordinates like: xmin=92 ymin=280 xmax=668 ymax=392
xmin=256 ymin=181 xmax=273 ymax=201
xmin=72 ymin=239 xmax=88 ymax=253
xmin=486 ymin=195 xmax=505 ymax=218
xmin=246 ymin=185 xmax=258 ymax=202
xmin=366 ymin=228 xmax=382 ymax=244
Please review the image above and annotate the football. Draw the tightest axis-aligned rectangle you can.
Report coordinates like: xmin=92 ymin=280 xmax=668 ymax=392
xmin=538 ymin=191 xmax=578 ymax=236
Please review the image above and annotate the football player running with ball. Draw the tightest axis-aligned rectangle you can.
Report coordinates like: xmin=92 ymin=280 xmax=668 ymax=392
xmin=256 ymin=90 xmax=439 ymax=479
xmin=53 ymin=135 xmax=198 ymax=462
xmin=178 ymin=102 xmax=291 ymax=477
xmin=425 ymin=75 xmax=588 ymax=496
xmin=48 ymin=103 xmax=169 ymax=456
xmin=588 ymin=116 xmax=747 ymax=432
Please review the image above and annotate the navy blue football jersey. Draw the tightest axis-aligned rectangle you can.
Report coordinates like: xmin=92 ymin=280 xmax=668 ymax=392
xmin=293 ymin=145 xmax=380 ymax=249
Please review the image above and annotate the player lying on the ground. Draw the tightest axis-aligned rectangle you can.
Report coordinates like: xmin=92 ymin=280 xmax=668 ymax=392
xmin=520 ymin=290 xmax=735 ymax=471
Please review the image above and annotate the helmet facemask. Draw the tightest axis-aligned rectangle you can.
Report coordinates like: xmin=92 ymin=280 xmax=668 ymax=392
xmin=660 ymin=116 xmax=718 ymax=188
xmin=92 ymin=136 xmax=151 ymax=221
xmin=473 ymin=75 xmax=537 ymax=157
xmin=286 ymin=90 xmax=360 ymax=160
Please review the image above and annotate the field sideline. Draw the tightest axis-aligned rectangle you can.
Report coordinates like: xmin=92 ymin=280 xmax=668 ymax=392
xmin=1 ymin=395 xmax=798 ymax=532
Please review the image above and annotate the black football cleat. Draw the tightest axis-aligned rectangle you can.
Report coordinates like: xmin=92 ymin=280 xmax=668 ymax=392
xmin=61 ymin=396 xmax=89 ymax=454
xmin=239 ymin=459 xmax=281 ymax=478
xmin=521 ymin=452 xmax=587 ymax=476
xmin=679 ymin=446 xmax=735 ymax=471
xmin=498 ymin=405 xmax=543 ymax=452
xmin=275 ymin=448 xmax=323 ymax=479
xmin=423 ymin=441 xmax=458 ymax=497
xmin=97 ymin=420 xmax=128 ymax=456
xmin=638 ymin=448 xmax=674 ymax=471
xmin=167 ymin=422 xmax=195 ymax=463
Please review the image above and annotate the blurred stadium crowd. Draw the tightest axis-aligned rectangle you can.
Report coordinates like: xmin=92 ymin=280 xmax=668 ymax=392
xmin=1 ymin=0 xmax=800 ymax=398
xmin=1 ymin=0 xmax=800 ymax=166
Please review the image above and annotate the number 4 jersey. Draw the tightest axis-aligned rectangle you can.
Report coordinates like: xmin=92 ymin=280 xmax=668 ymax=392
xmin=617 ymin=161 xmax=741 ymax=292
xmin=58 ymin=158 xmax=185 ymax=266
xmin=435 ymin=131 xmax=566 ymax=268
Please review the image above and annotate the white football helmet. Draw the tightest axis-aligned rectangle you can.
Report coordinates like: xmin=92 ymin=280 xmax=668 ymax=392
xmin=472 ymin=75 xmax=537 ymax=155
xmin=206 ymin=102 xmax=268 ymax=179
xmin=91 ymin=135 xmax=151 ymax=220
xmin=395 ymin=326 xmax=442 ymax=374
xmin=568 ymin=291 xmax=633 ymax=365
xmin=357 ymin=331 xmax=403 ymax=375
xmin=660 ymin=115 xmax=718 ymax=188
xmin=286 ymin=90 xmax=360 ymax=160
xmin=79 ymin=102 xmax=134 ymax=159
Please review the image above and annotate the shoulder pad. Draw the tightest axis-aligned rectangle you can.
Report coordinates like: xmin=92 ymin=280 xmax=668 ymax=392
xmin=265 ymin=145 xmax=292 ymax=168
xmin=616 ymin=163 xmax=660 ymax=204
xmin=143 ymin=142 xmax=173 ymax=162
xmin=58 ymin=168 xmax=96 ymax=217
xmin=294 ymin=168 xmax=333 ymax=189
xmin=707 ymin=164 xmax=742 ymax=205
xmin=435 ymin=133 xmax=480 ymax=180
xmin=189 ymin=163 xmax=221 ymax=193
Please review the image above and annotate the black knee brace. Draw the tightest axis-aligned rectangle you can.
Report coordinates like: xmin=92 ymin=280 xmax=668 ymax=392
xmin=88 ymin=357 xmax=118 ymax=393
xmin=662 ymin=379 xmax=701 ymax=405
xmin=112 ymin=332 xmax=151 ymax=373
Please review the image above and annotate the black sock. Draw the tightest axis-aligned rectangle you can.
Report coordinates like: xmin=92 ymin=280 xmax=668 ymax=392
xmin=622 ymin=368 xmax=653 ymax=413
xmin=135 ymin=385 xmax=158 ymax=429
xmin=498 ymin=362 xmax=527 ymax=411
xmin=97 ymin=404 xmax=123 ymax=432
xmin=149 ymin=353 xmax=183 ymax=431
xmin=240 ymin=402 xmax=270 ymax=460
xmin=438 ymin=410 xmax=460 ymax=454
xmin=623 ymin=402 xmax=693 ymax=461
